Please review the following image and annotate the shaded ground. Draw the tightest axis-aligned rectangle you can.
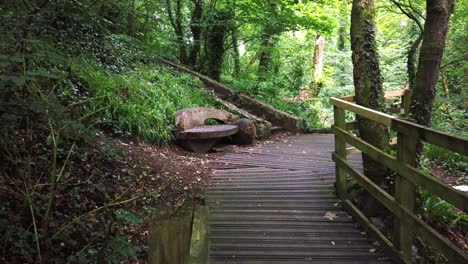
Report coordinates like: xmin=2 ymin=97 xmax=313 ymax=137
xmin=118 ymin=132 xmax=295 ymax=262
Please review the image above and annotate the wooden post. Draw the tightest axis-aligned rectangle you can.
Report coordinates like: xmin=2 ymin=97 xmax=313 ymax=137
xmin=402 ymin=90 xmax=412 ymax=117
xmin=393 ymin=131 xmax=417 ymax=261
xmin=334 ymin=106 xmax=347 ymax=199
xmin=188 ymin=205 xmax=210 ymax=264
xmin=149 ymin=206 xmax=194 ymax=264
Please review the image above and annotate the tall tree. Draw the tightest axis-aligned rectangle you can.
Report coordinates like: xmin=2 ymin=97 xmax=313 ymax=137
xmin=309 ymin=35 xmax=325 ymax=97
xmin=188 ymin=0 xmax=203 ymax=67
xmin=337 ymin=0 xmax=348 ymax=51
xmin=257 ymin=24 xmax=278 ymax=81
xmin=166 ymin=0 xmax=187 ymax=64
xmin=409 ymin=0 xmax=454 ymax=127
xmin=350 ymin=0 xmax=390 ymax=215
xmin=204 ymin=10 xmax=231 ymax=81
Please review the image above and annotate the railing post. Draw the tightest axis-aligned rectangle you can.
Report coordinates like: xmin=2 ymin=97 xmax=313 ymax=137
xmin=393 ymin=131 xmax=417 ymax=260
xmin=402 ymin=89 xmax=412 ymax=117
xmin=333 ymin=106 xmax=347 ymax=199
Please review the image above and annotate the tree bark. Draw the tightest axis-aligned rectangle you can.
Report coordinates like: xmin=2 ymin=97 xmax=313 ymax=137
xmin=188 ymin=0 xmax=203 ymax=67
xmin=127 ymin=0 xmax=137 ymax=37
xmin=205 ymin=11 xmax=230 ymax=81
xmin=409 ymin=0 xmax=454 ymax=127
xmin=407 ymin=34 xmax=423 ymax=90
xmin=257 ymin=3 xmax=278 ymax=82
xmin=337 ymin=0 xmax=347 ymax=51
xmin=350 ymin=0 xmax=389 ymax=216
xmin=166 ymin=0 xmax=187 ymax=64
xmin=232 ymin=28 xmax=241 ymax=77
xmin=257 ymin=29 xmax=276 ymax=81
xmin=309 ymin=35 xmax=325 ymax=97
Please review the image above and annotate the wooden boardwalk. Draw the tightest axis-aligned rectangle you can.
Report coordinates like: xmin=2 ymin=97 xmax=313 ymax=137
xmin=207 ymin=134 xmax=390 ymax=263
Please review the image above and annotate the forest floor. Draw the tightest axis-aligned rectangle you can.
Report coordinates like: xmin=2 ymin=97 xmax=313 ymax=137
xmin=112 ymin=132 xmax=293 ymax=261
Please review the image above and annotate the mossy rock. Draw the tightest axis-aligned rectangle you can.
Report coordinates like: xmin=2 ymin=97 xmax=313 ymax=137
xmin=231 ymin=118 xmax=256 ymax=145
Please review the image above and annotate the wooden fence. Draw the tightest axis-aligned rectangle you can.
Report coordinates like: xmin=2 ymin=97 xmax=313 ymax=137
xmin=330 ymin=89 xmax=468 ymax=263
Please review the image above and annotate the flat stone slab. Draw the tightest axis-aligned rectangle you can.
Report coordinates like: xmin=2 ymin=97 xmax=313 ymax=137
xmin=177 ymin=125 xmax=238 ymax=140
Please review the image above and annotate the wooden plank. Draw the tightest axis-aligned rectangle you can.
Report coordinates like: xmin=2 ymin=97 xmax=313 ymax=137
xmin=333 ymin=154 xmax=468 ymax=264
xmin=346 ymin=147 xmax=361 ymax=155
xmin=402 ymin=89 xmax=412 ymax=116
xmin=393 ymin=131 xmax=418 ymax=259
xmin=384 ymin=89 xmax=407 ymax=98
xmin=330 ymin=97 xmax=394 ymax=127
xmin=332 ymin=153 xmax=401 ymax=217
xmin=210 ymin=134 xmax=386 ymax=262
xmin=341 ymin=95 xmax=355 ymax=102
xmin=338 ymin=90 xmax=407 ymax=103
xmin=332 ymin=125 xmax=468 ymax=212
xmin=342 ymin=199 xmax=407 ymax=264
xmin=398 ymin=205 xmax=468 ymax=264
xmin=334 ymin=106 xmax=347 ymax=198
xmin=393 ymin=119 xmax=468 ymax=156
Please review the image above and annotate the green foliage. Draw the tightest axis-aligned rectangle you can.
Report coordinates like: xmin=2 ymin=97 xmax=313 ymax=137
xmin=421 ymin=189 xmax=468 ymax=230
xmin=72 ymin=59 xmax=219 ymax=143
xmin=424 ymin=95 xmax=468 ymax=175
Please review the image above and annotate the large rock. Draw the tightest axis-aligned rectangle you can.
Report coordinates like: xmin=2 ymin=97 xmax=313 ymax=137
xmin=231 ymin=118 xmax=256 ymax=145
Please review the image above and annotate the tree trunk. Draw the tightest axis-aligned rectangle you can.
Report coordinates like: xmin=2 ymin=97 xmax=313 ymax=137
xmin=338 ymin=25 xmax=346 ymax=51
xmin=257 ymin=3 xmax=278 ymax=82
xmin=257 ymin=30 xmax=276 ymax=81
xmin=127 ymin=0 xmax=137 ymax=36
xmin=337 ymin=0 xmax=347 ymax=51
xmin=407 ymin=34 xmax=423 ymax=90
xmin=188 ymin=0 xmax=203 ymax=67
xmin=232 ymin=28 xmax=241 ymax=77
xmin=166 ymin=0 xmax=187 ymax=64
xmin=409 ymin=0 xmax=454 ymax=127
xmin=309 ymin=35 xmax=325 ymax=97
xmin=350 ymin=0 xmax=389 ymax=216
xmin=205 ymin=11 xmax=230 ymax=81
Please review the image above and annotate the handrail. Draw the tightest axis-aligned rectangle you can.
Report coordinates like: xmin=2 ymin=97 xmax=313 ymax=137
xmin=330 ymin=91 xmax=468 ymax=264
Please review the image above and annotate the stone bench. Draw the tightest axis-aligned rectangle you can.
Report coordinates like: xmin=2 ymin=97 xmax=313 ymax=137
xmin=174 ymin=108 xmax=240 ymax=153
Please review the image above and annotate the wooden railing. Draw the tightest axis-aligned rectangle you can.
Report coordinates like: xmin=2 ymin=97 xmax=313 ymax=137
xmin=330 ymin=89 xmax=468 ymax=263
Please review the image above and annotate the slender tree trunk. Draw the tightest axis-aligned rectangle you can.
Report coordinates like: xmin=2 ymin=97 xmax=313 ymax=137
xmin=337 ymin=0 xmax=348 ymax=51
xmin=409 ymin=0 xmax=454 ymax=127
xmin=166 ymin=0 xmax=187 ymax=64
xmin=257 ymin=3 xmax=278 ymax=82
xmin=127 ymin=0 xmax=136 ymax=37
xmin=309 ymin=35 xmax=325 ymax=97
xmin=351 ymin=0 xmax=389 ymax=216
xmin=338 ymin=24 xmax=346 ymax=51
xmin=188 ymin=0 xmax=203 ymax=67
xmin=407 ymin=34 xmax=423 ymax=90
xmin=232 ymin=28 xmax=241 ymax=77
xmin=257 ymin=30 xmax=276 ymax=81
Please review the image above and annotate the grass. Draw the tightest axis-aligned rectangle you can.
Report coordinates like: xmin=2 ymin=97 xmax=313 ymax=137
xmin=71 ymin=59 xmax=219 ymax=144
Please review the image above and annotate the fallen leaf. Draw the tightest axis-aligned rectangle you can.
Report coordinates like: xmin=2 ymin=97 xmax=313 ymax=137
xmin=324 ymin=211 xmax=337 ymax=221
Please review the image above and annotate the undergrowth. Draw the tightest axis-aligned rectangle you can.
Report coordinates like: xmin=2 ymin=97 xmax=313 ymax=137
xmin=425 ymin=94 xmax=468 ymax=176
xmin=223 ymin=71 xmax=356 ymax=130
xmin=71 ymin=59 xmax=219 ymax=144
